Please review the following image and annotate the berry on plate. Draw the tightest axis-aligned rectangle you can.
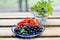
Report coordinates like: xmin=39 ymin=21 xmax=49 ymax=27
xmin=16 ymin=17 xmax=41 ymax=28
xmin=14 ymin=26 xmax=43 ymax=35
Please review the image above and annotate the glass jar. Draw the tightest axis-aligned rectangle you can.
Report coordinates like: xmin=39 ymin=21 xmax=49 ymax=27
xmin=32 ymin=11 xmax=49 ymax=25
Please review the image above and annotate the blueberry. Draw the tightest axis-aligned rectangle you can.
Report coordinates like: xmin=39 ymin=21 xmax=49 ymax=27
xmin=35 ymin=30 xmax=39 ymax=32
xmin=28 ymin=26 xmax=32 ymax=29
xmin=15 ymin=30 xmax=20 ymax=34
xmin=33 ymin=29 xmax=36 ymax=31
xmin=30 ymin=30 xmax=33 ymax=33
xmin=39 ymin=29 xmax=43 ymax=32
xmin=27 ymin=30 xmax=33 ymax=35
xmin=39 ymin=27 xmax=43 ymax=29
xmin=31 ymin=28 xmax=34 ymax=30
xmin=30 ymin=26 xmax=36 ymax=30
xmin=14 ymin=28 xmax=19 ymax=32
xmin=24 ymin=26 xmax=29 ymax=28
xmin=37 ymin=28 xmax=40 ymax=30
xmin=17 ymin=31 xmax=20 ymax=34
xmin=33 ymin=33 xmax=35 ymax=35
xmin=24 ymin=26 xmax=30 ymax=30
xmin=26 ymin=28 xmax=31 ymax=32
xmin=34 ymin=27 xmax=38 ymax=29
xmin=35 ymin=32 xmax=38 ymax=34
xmin=28 ymin=31 xmax=31 ymax=34
xmin=30 ymin=27 xmax=34 ymax=30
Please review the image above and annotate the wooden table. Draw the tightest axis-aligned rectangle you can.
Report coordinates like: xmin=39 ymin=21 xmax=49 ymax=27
xmin=0 ymin=12 xmax=60 ymax=40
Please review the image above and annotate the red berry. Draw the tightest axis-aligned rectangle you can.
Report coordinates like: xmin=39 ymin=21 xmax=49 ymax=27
xmin=16 ymin=17 xmax=41 ymax=28
xmin=16 ymin=25 xmax=20 ymax=28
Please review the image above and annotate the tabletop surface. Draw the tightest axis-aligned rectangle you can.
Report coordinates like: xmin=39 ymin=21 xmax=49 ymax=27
xmin=0 ymin=12 xmax=60 ymax=40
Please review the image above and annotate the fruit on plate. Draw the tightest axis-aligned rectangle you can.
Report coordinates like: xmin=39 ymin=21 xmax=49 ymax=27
xmin=15 ymin=17 xmax=42 ymax=35
xmin=14 ymin=26 xmax=43 ymax=35
xmin=16 ymin=17 xmax=41 ymax=28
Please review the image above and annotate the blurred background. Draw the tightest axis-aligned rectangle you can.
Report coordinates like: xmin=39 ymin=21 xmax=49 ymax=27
xmin=0 ymin=0 xmax=60 ymax=12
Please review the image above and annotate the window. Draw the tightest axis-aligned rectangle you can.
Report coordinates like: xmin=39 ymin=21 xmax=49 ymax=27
xmin=0 ymin=0 xmax=19 ymax=12
xmin=0 ymin=0 xmax=29 ymax=12
xmin=52 ymin=0 xmax=60 ymax=12
xmin=0 ymin=0 xmax=60 ymax=12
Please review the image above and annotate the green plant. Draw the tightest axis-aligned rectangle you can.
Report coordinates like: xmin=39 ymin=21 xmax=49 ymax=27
xmin=32 ymin=0 xmax=54 ymax=17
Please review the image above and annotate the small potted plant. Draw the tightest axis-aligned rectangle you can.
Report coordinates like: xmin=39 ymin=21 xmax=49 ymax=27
xmin=31 ymin=0 xmax=54 ymax=24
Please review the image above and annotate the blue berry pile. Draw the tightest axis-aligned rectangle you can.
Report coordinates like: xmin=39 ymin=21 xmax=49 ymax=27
xmin=14 ymin=26 xmax=43 ymax=35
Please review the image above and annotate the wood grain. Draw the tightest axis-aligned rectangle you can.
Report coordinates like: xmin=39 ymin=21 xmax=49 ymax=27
xmin=0 ymin=12 xmax=60 ymax=19
xmin=0 ymin=19 xmax=59 ymax=25
xmin=0 ymin=27 xmax=60 ymax=37
xmin=0 ymin=38 xmax=60 ymax=40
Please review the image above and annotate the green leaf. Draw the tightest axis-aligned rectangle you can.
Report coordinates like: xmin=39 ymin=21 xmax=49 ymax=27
xmin=20 ymin=27 xmax=26 ymax=33
xmin=32 ymin=0 xmax=53 ymax=17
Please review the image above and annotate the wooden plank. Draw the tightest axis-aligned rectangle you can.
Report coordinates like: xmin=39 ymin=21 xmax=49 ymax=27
xmin=0 ymin=19 xmax=59 ymax=25
xmin=44 ymin=19 xmax=60 ymax=25
xmin=41 ymin=27 xmax=60 ymax=36
xmin=0 ymin=12 xmax=60 ymax=18
xmin=0 ymin=38 xmax=27 ymax=40
xmin=0 ymin=38 xmax=60 ymax=40
xmin=0 ymin=27 xmax=60 ymax=37
xmin=0 ymin=12 xmax=34 ymax=18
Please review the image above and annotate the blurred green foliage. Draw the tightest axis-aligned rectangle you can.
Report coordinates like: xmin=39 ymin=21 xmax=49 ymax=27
xmin=32 ymin=0 xmax=54 ymax=17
